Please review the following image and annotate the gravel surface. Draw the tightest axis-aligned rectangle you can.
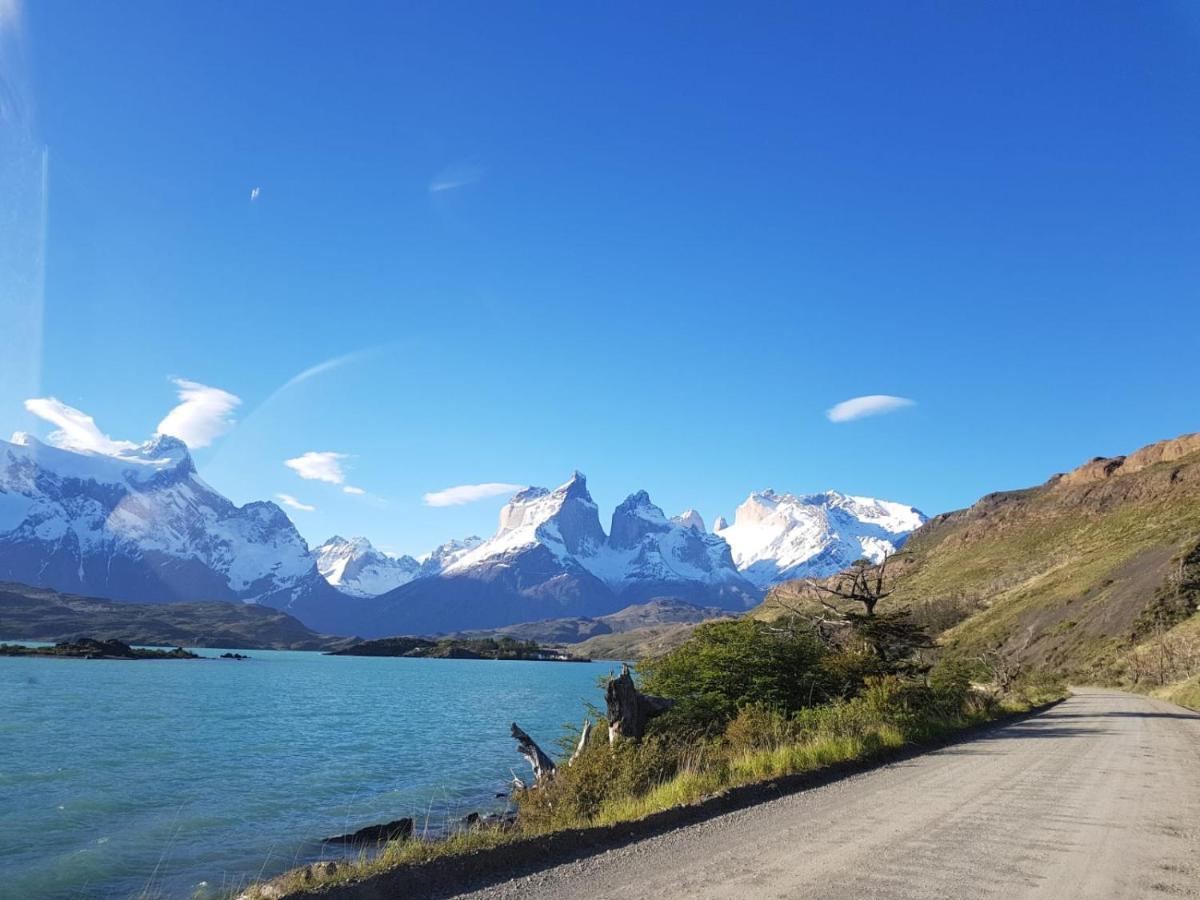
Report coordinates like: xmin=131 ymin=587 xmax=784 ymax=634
xmin=457 ymin=689 xmax=1200 ymax=899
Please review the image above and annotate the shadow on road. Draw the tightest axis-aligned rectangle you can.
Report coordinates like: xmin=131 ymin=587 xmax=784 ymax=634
xmin=1044 ymin=711 xmax=1199 ymax=721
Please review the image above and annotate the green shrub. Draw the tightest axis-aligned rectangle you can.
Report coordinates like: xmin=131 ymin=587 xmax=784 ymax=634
xmin=516 ymin=734 xmax=684 ymax=831
xmin=638 ymin=618 xmax=834 ymax=729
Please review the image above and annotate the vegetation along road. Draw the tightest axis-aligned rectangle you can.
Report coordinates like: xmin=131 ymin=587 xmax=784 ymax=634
xmin=463 ymin=689 xmax=1200 ymax=899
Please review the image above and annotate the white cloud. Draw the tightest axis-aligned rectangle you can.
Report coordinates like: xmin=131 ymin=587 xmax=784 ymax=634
xmin=249 ymin=186 xmax=260 ymax=202
xmin=285 ymin=451 xmax=349 ymax=484
xmin=276 ymin=493 xmax=315 ymax=512
xmin=826 ymin=395 xmax=916 ymax=423
xmin=423 ymin=482 xmax=524 ymax=507
xmin=23 ymin=397 xmax=137 ymax=455
xmin=156 ymin=379 xmax=241 ymax=448
xmin=429 ymin=163 xmax=484 ymax=193
xmin=343 ymin=485 xmax=366 ymax=495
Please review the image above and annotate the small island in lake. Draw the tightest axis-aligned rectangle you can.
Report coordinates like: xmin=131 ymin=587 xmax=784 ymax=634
xmin=0 ymin=638 xmax=201 ymax=660
xmin=328 ymin=635 xmax=588 ymax=662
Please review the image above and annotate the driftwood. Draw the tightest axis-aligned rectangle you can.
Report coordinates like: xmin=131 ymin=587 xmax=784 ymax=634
xmin=605 ymin=664 xmax=674 ymax=742
xmin=511 ymin=722 xmax=556 ymax=784
xmin=570 ymin=718 xmax=593 ymax=764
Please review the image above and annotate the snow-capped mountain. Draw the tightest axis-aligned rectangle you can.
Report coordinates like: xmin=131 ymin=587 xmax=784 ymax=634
xmin=371 ymin=473 xmax=758 ymax=634
xmin=590 ymin=491 xmax=755 ymax=607
xmin=442 ymin=473 xmax=607 ymax=575
xmin=314 ymin=536 xmax=420 ymax=597
xmin=714 ymin=490 xmax=926 ymax=588
xmin=0 ymin=432 xmax=351 ymax=629
xmin=417 ymin=535 xmax=484 ymax=576
xmin=0 ymin=436 xmax=927 ymax=637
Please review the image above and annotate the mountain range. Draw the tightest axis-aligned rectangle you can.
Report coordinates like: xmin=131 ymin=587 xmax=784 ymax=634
xmin=0 ymin=434 xmax=924 ymax=636
xmin=0 ymin=432 xmax=361 ymax=633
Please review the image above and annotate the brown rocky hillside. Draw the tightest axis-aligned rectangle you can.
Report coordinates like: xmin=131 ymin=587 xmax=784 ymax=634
xmin=760 ymin=433 xmax=1200 ymax=682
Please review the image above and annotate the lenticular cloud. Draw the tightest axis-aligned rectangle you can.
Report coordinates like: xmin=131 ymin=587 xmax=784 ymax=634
xmin=156 ymin=379 xmax=241 ymax=448
xmin=826 ymin=395 xmax=915 ymax=423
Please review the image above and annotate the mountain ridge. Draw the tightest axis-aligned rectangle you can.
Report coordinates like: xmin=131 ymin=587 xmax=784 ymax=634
xmin=760 ymin=431 xmax=1200 ymax=687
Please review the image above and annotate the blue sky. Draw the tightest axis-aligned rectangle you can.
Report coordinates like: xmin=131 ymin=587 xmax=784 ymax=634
xmin=2 ymin=2 xmax=1198 ymax=556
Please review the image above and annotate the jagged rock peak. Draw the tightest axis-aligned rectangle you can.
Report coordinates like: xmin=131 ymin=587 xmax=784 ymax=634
xmin=609 ymin=490 xmax=670 ymax=549
xmin=554 ymin=470 xmax=594 ymax=503
xmin=672 ymin=509 xmax=706 ymax=532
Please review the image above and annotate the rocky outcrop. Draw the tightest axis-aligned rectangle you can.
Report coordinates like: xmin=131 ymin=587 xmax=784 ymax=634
xmin=323 ymin=818 xmax=413 ymax=845
xmin=1055 ymin=433 xmax=1200 ymax=487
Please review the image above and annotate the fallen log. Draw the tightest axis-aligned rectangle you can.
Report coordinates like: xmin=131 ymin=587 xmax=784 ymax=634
xmin=605 ymin=663 xmax=674 ymax=742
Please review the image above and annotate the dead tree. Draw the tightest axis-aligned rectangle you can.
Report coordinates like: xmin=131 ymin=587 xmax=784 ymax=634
xmin=805 ymin=555 xmax=895 ymax=617
xmin=569 ymin=719 xmax=593 ymax=764
xmin=511 ymin=722 xmax=555 ymax=785
xmin=605 ymin=664 xmax=674 ymax=742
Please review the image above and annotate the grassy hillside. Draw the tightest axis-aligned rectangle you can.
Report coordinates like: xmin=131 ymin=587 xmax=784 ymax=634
xmin=759 ymin=433 xmax=1200 ymax=690
xmin=572 ymin=621 xmax=716 ymax=660
xmin=0 ymin=582 xmax=352 ymax=650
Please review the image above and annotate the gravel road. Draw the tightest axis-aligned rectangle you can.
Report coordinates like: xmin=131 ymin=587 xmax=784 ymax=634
xmin=458 ymin=689 xmax=1200 ymax=899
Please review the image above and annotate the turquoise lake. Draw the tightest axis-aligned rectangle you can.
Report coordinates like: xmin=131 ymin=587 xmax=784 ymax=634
xmin=0 ymin=648 xmax=613 ymax=898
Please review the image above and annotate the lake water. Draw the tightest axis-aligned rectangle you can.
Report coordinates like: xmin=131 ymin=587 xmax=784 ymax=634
xmin=0 ymin=648 xmax=613 ymax=898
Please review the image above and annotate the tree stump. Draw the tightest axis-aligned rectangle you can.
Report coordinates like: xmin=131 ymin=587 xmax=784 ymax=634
xmin=605 ymin=664 xmax=674 ymax=742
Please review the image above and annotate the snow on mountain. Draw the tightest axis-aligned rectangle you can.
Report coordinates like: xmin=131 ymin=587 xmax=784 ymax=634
xmin=443 ymin=472 xmax=606 ymax=574
xmin=671 ymin=509 xmax=706 ymax=532
xmin=376 ymin=476 xmax=758 ymax=634
xmin=0 ymin=432 xmax=335 ymax=611
xmin=314 ymin=535 xmax=420 ymax=598
xmin=417 ymin=535 xmax=485 ymax=576
xmin=0 ymin=435 xmax=927 ymax=638
xmin=714 ymin=489 xmax=926 ymax=588
xmin=587 ymin=491 xmax=756 ymax=607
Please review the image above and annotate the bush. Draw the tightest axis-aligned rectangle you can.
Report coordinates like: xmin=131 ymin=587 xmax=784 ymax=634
xmin=638 ymin=618 xmax=834 ymax=729
xmin=1011 ymin=669 xmax=1067 ymax=706
xmin=928 ymin=656 xmax=975 ymax=704
xmin=723 ymin=703 xmax=792 ymax=752
xmin=516 ymin=734 xmax=684 ymax=831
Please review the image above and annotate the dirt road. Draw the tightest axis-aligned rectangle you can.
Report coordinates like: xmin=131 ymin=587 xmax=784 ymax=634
xmin=460 ymin=689 xmax=1200 ymax=899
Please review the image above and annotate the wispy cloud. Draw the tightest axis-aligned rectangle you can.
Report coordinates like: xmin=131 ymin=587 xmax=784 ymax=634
xmin=423 ymin=482 xmax=523 ymax=507
xmin=285 ymin=451 xmax=349 ymax=484
xmin=826 ymin=394 xmax=916 ymax=423
xmin=0 ymin=0 xmax=22 ymax=34
xmin=249 ymin=186 xmax=261 ymax=202
xmin=342 ymin=485 xmax=366 ymax=495
xmin=276 ymin=493 xmax=315 ymax=512
xmin=156 ymin=379 xmax=241 ymax=448
xmin=23 ymin=397 xmax=137 ymax=454
xmin=275 ymin=346 xmax=386 ymax=396
xmin=428 ymin=163 xmax=484 ymax=194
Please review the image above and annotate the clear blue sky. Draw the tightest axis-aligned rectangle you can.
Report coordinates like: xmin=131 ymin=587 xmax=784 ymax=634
xmin=2 ymin=2 xmax=1198 ymax=556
